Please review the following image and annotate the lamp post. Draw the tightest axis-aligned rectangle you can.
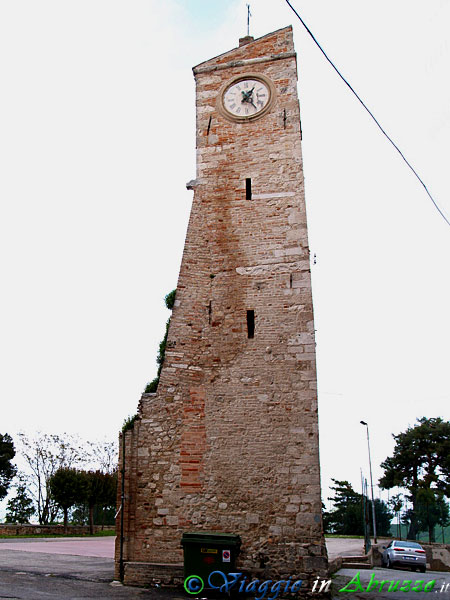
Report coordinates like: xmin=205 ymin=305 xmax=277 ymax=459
xmin=360 ymin=420 xmax=377 ymax=543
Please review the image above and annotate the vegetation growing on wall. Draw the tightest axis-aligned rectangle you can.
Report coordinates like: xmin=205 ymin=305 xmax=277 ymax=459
xmin=122 ymin=414 xmax=138 ymax=433
xmin=144 ymin=289 xmax=176 ymax=394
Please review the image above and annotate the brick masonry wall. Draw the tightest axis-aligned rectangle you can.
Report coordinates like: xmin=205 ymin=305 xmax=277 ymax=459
xmin=115 ymin=26 xmax=328 ymax=586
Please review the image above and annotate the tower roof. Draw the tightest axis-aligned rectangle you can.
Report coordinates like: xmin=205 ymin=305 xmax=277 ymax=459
xmin=193 ymin=25 xmax=295 ymax=75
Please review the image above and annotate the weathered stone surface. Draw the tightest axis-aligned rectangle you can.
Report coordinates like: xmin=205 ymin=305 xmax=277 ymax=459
xmin=115 ymin=25 xmax=328 ymax=586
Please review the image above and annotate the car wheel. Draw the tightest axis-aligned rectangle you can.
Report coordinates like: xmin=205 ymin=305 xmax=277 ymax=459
xmin=419 ymin=566 xmax=426 ymax=573
xmin=386 ymin=557 xmax=391 ymax=569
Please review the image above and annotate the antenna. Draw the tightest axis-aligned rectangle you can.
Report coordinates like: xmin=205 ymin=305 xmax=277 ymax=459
xmin=246 ymin=4 xmax=252 ymax=37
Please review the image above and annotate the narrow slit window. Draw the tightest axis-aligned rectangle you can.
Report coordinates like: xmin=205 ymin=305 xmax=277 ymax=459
xmin=247 ymin=309 xmax=255 ymax=339
xmin=246 ymin=178 xmax=252 ymax=200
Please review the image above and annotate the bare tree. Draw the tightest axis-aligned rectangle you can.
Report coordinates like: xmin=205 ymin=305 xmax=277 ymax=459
xmin=85 ymin=439 xmax=118 ymax=474
xmin=17 ymin=432 xmax=89 ymax=524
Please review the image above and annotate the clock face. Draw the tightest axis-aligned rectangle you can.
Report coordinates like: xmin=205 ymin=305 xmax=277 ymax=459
xmin=219 ymin=74 xmax=275 ymax=121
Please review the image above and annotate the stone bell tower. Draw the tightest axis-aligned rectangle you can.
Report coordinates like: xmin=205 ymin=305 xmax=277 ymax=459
xmin=116 ymin=26 xmax=328 ymax=586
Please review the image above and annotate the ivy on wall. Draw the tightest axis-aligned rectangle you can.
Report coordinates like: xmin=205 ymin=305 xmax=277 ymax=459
xmin=144 ymin=289 xmax=176 ymax=394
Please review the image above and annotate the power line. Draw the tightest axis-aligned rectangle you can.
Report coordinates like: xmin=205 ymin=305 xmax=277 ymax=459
xmin=284 ymin=0 xmax=450 ymax=227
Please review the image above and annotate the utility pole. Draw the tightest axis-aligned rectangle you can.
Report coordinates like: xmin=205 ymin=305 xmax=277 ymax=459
xmin=360 ymin=421 xmax=377 ymax=543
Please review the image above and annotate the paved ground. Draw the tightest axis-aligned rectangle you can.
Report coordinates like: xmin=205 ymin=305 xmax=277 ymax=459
xmin=0 ymin=544 xmax=182 ymax=599
xmin=0 ymin=536 xmax=369 ymax=561
xmin=325 ymin=537 xmax=394 ymax=560
xmin=325 ymin=537 xmax=365 ymax=560
xmin=1 ymin=536 xmax=449 ymax=599
xmin=0 ymin=536 xmax=115 ymax=558
xmin=332 ymin=566 xmax=450 ymax=599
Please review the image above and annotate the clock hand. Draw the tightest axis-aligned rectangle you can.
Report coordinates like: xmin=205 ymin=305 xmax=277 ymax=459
xmin=245 ymin=88 xmax=256 ymax=106
xmin=241 ymin=89 xmax=257 ymax=109
xmin=241 ymin=92 xmax=256 ymax=106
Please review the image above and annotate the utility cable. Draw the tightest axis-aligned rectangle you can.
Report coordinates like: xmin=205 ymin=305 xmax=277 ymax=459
xmin=284 ymin=0 xmax=450 ymax=227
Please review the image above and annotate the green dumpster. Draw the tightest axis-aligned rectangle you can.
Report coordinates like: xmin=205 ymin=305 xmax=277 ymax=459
xmin=181 ymin=532 xmax=241 ymax=591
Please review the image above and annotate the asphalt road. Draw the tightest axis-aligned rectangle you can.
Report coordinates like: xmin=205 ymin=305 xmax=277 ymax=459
xmin=0 ymin=536 xmax=115 ymax=558
xmin=0 ymin=537 xmax=449 ymax=599
xmin=0 ymin=541 xmax=182 ymax=599
xmin=332 ymin=566 xmax=450 ymax=600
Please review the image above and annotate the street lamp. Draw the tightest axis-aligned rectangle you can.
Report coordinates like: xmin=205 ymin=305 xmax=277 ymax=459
xmin=360 ymin=420 xmax=378 ymax=543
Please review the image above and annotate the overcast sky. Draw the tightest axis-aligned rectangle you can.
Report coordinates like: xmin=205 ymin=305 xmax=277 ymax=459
xmin=1 ymin=0 xmax=449 ymax=513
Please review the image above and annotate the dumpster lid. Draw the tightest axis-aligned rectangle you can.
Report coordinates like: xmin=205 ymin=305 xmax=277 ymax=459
xmin=181 ymin=531 xmax=241 ymax=546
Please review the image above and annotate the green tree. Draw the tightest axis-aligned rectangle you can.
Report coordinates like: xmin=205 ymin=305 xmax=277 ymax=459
xmin=5 ymin=478 xmax=35 ymax=523
xmin=97 ymin=471 xmax=117 ymax=528
xmin=379 ymin=417 xmax=450 ymax=540
xmin=70 ymin=472 xmax=117 ymax=528
xmin=84 ymin=470 xmax=117 ymax=534
xmin=324 ymin=479 xmax=392 ymax=536
xmin=413 ymin=488 xmax=450 ymax=542
xmin=0 ymin=433 xmax=17 ymax=500
xmin=373 ymin=498 xmax=395 ymax=537
xmin=70 ymin=502 xmax=89 ymax=525
xmin=389 ymin=493 xmax=404 ymax=539
xmin=324 ymin=479 xmax=364 ymax=535
xmin=49 ymin=468 xmax=86 ymax=533
xmin=436 ymin=496 xmax=450 ymax=543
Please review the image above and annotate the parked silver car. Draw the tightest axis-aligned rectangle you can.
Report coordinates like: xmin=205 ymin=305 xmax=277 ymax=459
xmin=381 ymin=540 xmax=426 ymax=572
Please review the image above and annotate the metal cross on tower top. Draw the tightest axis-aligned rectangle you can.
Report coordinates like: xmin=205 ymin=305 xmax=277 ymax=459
xmin=246 ymin=4 xmax=252 ymax=36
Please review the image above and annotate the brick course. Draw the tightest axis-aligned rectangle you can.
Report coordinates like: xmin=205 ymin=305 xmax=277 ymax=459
xmin=115 ymin=26 xmax=328 ymax=586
